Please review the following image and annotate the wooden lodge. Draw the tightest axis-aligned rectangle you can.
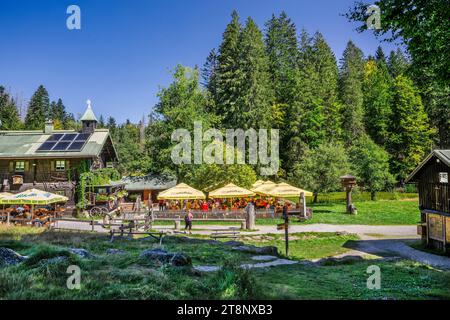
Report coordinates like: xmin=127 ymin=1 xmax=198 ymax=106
xmin=406 ymin=150 xmax=450 ymax=250
xmin=0 ymin=102 xmax=119 ymax=202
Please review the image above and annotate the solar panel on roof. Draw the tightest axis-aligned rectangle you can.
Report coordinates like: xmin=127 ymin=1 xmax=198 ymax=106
xmin=62 ymin=133 xmax=78 ymax=140
xmin=36 ymin=133 xmax=92 ymax=152
xmin=47 ymin=134 xmax=64 ymax=142
xmin=67 ymin=141 xmax=86 ymax=151
xmin=53 ymin=141 xmax=71 ymax=151
xmin=36 ymin=141 xmax=57 ymax=152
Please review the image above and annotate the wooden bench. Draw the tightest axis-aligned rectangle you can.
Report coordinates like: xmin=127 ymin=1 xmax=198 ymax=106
xmin=109 ymin=221 xmax=166 ymax=244
xmin=210 ymin=227 xmax=241 ymax=240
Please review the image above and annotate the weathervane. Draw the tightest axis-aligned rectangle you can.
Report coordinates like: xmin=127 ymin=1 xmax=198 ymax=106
xmin=86 ymin=99 xmax=92 ymax=108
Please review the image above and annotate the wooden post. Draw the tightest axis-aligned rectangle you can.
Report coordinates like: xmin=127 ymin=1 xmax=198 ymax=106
xmin=346 ymin=187 xmax=352 ymax=214
xmin=284 ymin=213 xmax=289 ymax=257
xmin=247 ymin=203 xmax=255 ymax=230
xmin=6 ymin=211 xmax=10 ymax=225
xmin=300 ymin=192 xmax=306 ymax=217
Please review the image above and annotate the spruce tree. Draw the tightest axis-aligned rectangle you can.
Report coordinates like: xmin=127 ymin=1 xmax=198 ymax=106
xmin=311 ymin=32 xmax=342 ymax=140
xmin=264 ymin=11 xmax=298 ymax=106
xmin=214 ymin=11 xmax=242 ymax=126
xmin=50 ymin=98 xmax=67 ymax=124
xmin=387 ymin=48 xmax=409 ymax=78
xmin=0 ymin=86 xmax=22 ymax=130
xmin=284 ymin=29 xmax=325 ymax=172
xmin=388 ymin=75 xmax=435 ymax=183
xmin=24 ymin=85 xmax=50 ymax=130
xmin=339 ymin=41 xmax=365 ymax=145
xmin=363 ymin=58 xmax=392 ymax=146
xmin=235 ymin=17 xmax=274 ymax=129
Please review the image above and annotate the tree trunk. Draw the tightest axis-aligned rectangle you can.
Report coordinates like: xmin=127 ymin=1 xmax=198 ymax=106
xmin=371 ymin=190 xmax=376 ymax=201
xmin=313 ymin=192 xmax=318 ymax=203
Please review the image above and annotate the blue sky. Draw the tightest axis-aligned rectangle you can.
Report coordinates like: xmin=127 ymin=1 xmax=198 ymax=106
xmin=0 ymin=0 xmax=400 ymax=123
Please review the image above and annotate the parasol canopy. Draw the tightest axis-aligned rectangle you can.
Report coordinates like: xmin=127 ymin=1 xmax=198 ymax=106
xmin=251 ymin=181 xmax=277 ymax=196
xmin=268 ymin=182 xmax=313 ymax=198
xmin=209 ymin=183 xmax=255 ymax=199
xmin=252 ymin=180 xmax=265 ymax=189
xmin=0 ymin=189 xmax=69 ymax=205
xmin=0 ymin=192 xmax=13 ymax=199
xmin=157 ymin=183 xmax=206 ymax=200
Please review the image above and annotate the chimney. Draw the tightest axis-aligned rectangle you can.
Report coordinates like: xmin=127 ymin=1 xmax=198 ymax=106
xmin=44 ymin=119 xmax=54 ymax=134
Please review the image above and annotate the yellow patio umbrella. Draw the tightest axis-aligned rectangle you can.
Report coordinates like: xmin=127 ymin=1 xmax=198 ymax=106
xmin=252 ymin=180 xmax=265 ymax=189
xmin=209 ymin=183 xmax=255 ymax=199
xmin=251 ymin=181 xmax=277 ymax=196
xmin=0 ymin=192 xmax=12 ymax=199
xmin=0 ymin=189 xmax=68 ymax=221
xmin=268 ymin=182 xmax=313 ymax=198
xmin=0 ymin=189 xmax=68 ymax=205
xmin=157 ymin=183 xmax=206 ymax=200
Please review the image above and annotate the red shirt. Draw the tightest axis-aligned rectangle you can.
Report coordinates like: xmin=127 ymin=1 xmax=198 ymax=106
xmin=201 ymin=203 xmax=209 ymax=211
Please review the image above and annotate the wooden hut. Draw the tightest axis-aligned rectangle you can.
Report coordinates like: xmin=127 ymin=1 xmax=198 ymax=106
xmin=406 ymin=150 xmax=450 ymax=250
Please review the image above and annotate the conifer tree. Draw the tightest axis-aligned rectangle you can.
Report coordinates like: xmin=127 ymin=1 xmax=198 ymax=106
xmin=311 ymin=32 xmax=342 ymax=140
xmin=388 ymin=75 xmax=435 ymax=183
xmin=214 ymin=11 xmax=242 ymax=126
xmin=0 ymin=86 xmax=22 ymax=130
xmin=339 ymin=41 xmax=365 ymax=145
xmin=363 ymin=58 xmax=392 ymax=146
xmin=24 ymin=85 xmax=50 ymax=130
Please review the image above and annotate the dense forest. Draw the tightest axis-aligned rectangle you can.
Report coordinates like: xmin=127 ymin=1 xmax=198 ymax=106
xmin=0 ymin=4 xmax=447 ymax=200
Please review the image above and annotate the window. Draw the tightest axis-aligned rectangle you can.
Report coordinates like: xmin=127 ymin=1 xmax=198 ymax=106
xmin=15 ymin=161 xmax=25 ymax=172
xmin=55 ymin=160 xmax=66 ymax=171
xmin=439 ymin=172 xmax=448 ymax=184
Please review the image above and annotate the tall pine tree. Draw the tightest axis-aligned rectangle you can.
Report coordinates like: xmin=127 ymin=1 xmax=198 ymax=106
xmin=0 ymin=86 xmax=22 ymax=130
xmin=339 ymin=41 xmax=365 ymax=145
xmin=363 ymin=58 xmax=392 ymax=146
xmin=24 ymin=85 xmax=50 ymax=130
xmin=214 ymin=11 xmax=242 ymax=126
xmin=311 ymin=32 xmax=342 ymax=140
xmin=388 ymin=75 xmax=434 ymax=183
xmin=234 ymin=17 xmax=274 ymax=129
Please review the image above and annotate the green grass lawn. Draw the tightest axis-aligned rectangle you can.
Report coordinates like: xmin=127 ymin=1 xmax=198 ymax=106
xmin=257 ymin=199 xmax=421 ymax=226
xmin=242 ymin=232 xmax=359 ymax=260
xmin=1 ymin=225 xmax=449 ymax=299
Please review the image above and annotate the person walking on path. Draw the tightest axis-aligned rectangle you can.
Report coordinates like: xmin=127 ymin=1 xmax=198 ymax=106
xmin=184 ymin=210 xmax=194 ymax=234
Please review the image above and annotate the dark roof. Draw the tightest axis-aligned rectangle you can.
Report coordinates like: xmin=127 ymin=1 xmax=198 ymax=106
xmin=0 ymin=129 xmax=115 ymax=159
xmin=406 ymin=150 xmax=450 ymax=183
xmin=121 ymin=174 xmax=177 ymax=191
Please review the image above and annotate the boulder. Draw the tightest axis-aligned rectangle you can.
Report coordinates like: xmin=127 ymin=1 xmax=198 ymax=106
xmin=140 ymin=249 xmax=192 ymax=266
xmin=0 ymin=248 xmax=26 ymax=267
xmin=106 ymin=249 xmax=125 ymax=255
xmin=223 ymin=241 xmax=245 ymax=247
xmin=39 ymin=256 xmax=68 ymax=266
xmin=69 ymin=248 xmax=93 ymax=259
xmin=170 ymin=253 xmax=192 ymax=266
xmin=232 ymin=245 xmax=278 ymax=256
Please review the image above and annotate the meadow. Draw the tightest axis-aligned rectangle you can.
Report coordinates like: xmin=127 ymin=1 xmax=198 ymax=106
xmin=1 ymin=225 xmax=449 ymax=300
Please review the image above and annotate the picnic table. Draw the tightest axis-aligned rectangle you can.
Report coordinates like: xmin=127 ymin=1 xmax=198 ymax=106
xmin=210 ymin=227 xmax=241 ymax=241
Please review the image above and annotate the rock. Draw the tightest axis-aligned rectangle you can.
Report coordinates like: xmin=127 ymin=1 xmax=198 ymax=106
xmin=232 ymin=245 xmax=279 ymax=256
xmin=140 ymin=249 xmax=192 ymax=266
xmin=140 ymin=249 xmax=172 ymax=263
xmin=106 ymin=249 xmax=125 ymax=255
xmin=251 ymin=255 xmax=278 ymax=261
xmin=170 ymin=253 xmax=192 ymax=266
xmin=40 ymin=256 xmax=68 ymax=266
xmin=241 ymin=259 xmax=298 ymax=269
xmin=69 ymin=248 xmax=93 ymax=259
xmin=193 ymin=265 xmax=221 ymax=273
xmin=0 ymin=248 xmax=26 ymax=267
xmin=223 ymin=241 xmax=244 ymax=247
